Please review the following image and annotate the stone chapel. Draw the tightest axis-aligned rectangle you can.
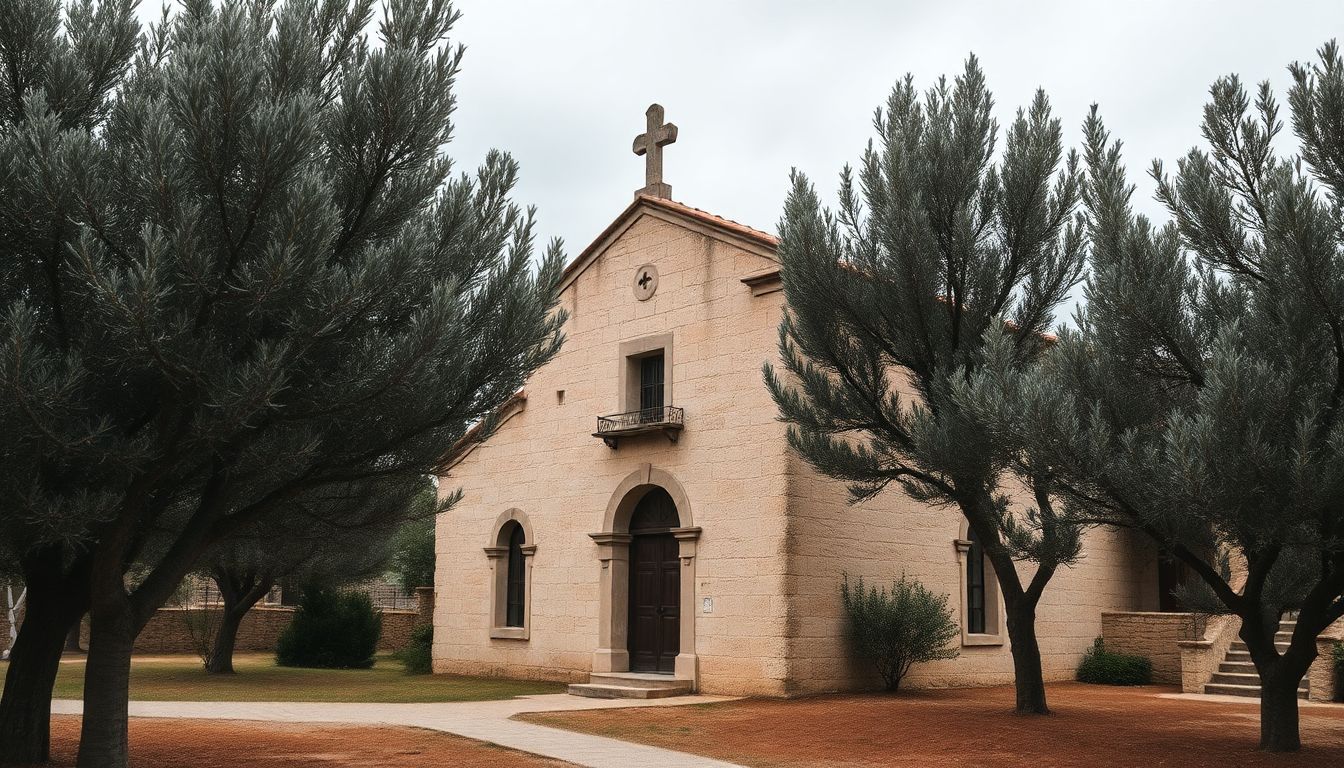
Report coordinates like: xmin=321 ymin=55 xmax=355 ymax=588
xmin=431 ymin=105 xmax=1177 ymax=698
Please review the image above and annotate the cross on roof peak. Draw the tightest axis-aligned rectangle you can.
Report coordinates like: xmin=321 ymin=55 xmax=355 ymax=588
xmin=632 ymin=103 xmax=677 ymax=199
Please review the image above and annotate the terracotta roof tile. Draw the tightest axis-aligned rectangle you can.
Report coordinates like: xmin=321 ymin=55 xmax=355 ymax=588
xmin=635 ymin=195 xmax=779 ymax=247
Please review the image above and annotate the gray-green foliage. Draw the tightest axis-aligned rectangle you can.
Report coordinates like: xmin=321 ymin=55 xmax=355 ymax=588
xmin=0 ymin=0 xmax=565 ymax=762
xmin=765 ymin=56 xmax=1087 ymax=712
xmin=840 ymin=574 xmax=958 ymax=691
xmin=967 ymin=41 xmax=1344 ymax=751
xmin=389 ymin=486 xmax=438 ymax=592
xmin=0 ymin=0 xmax=564 ymax=628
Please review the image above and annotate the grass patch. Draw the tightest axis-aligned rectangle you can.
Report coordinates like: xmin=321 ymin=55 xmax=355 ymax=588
xmin=2 ymin=653 xmax=562 ymax=703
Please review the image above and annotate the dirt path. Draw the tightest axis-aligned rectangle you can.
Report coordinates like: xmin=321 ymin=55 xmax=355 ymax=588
xmin=39 ymin=715 xmax=572 ymax=768
xmin=521 ymin=683 xmax=1344 ymax=767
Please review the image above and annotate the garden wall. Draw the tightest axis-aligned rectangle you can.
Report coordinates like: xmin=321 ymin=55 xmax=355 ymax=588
xmin=1101 ymin=611 xmax=1206 ymax=684
xmin=6 ymin=592 xmax=431 ymax=658
xmin=101 ymin=606 xmax=422 ymax=654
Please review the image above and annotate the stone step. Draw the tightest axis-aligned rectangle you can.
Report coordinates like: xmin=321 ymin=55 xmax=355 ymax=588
xmin=567 ymin=682 xmax=691 ymax=699
xmin=1219 ymin=661 xmax=1259 ymax=674
xmin=1208 ymin=671 xmax=1301 ymax=688
xmin=1226 ymin=650 xmax=1252 ymax=662
xmin=587 ymin=672 xmax=693 ymax=690
xmin=1210 ymin=672 xmax=1263 ymax=686
xmin=1229 ymin=641 xmax=1289 ymax=653
xmin=1204 ymin=683 xmax=1308 ymax=699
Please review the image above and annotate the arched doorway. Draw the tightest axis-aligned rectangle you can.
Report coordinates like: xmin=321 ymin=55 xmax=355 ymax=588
xmin=589 ymin=464 xmax=700 ymax=685
xmin=628 ymin=488 xmax=680 ymax=673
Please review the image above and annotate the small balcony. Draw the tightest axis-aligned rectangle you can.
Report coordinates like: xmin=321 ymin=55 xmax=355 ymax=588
xmin=593 ymin=405 xmax=684 ymax=449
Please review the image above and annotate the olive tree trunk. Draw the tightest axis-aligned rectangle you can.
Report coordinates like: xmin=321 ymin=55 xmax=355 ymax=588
xmin=1003 ymin=595 xmax=1049 ymax=714
xmin=204 ymin=574 xmax=273 ymax=675
xmin=75 ymin=597 xmax=137 ymax=768
xmin=0 ymin=550 xmax=90 ymax=765
xmin=0 ymin=594 xmax=73 ymax=764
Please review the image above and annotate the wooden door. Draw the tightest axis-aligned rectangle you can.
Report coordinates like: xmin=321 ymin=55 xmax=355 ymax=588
xmin=628 ymin=532 xmax=680 ymax=673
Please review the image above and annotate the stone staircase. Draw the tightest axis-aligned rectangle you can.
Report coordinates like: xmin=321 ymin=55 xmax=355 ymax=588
xmin=1204 ymin=618 xmax=1309 ymax=699
xmin=567 ymin=672 xmax=693 ymax=699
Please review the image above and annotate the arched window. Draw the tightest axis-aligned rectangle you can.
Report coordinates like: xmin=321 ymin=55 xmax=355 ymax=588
xmin=966 ymin=528 xmax=987 ymax=635
xmin=485 ymin=509 xmax=534 ymax=640
xmin=956 ymin=520 xmax=1002 ymax=645
xmin=505 ymin=523 xmax=526 ymax=628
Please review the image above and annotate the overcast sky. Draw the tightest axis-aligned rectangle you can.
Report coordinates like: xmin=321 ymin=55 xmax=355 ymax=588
xmin=133 ymin=1 xmax=1344 ymax=278
xmin=442 ymin=1 xmax=1342 ymax=266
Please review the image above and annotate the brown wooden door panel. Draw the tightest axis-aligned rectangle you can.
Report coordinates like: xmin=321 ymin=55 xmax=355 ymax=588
xmin=629 ymin=532 xmax=680 ymax=673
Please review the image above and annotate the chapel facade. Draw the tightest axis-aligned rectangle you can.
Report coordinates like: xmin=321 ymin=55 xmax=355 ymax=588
xmin=431 ymin=105 xmax=1169 ymax=697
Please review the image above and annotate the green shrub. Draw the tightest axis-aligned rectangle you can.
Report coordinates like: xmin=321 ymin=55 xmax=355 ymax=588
xmin=396 ymin=624 xmax=433 ymax=675
xmin=276 ymin=588 xmax=381 ymax=669
xmin=1076 ymin=638 xmax=1152 ymax=685
xmin=840 ymin=574 xmax=959 ymax=691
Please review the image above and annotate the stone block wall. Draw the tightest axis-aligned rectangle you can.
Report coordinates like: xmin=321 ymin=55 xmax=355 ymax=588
xmin=433 ymin=211 xmax=795 ymax=696
xmin=782 ymin=449 xmax=1158 ymax=694
xmin=1178 ymin=614 xmax=1239 ymax=693
xmin=1308 ymin=619 xmax=1343 ymax=702
xmin=1100 ymin=611 xmax=1205 ymax=684
xmin=124 ymin=606 xmax=419 ymax=654
xmin=8 ymin=601 xmax=426 ymax=657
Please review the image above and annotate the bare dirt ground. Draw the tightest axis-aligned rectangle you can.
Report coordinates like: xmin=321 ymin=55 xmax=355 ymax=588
xmin=521 ymin=682 xmax=1344 ymax=768
xmin=40 ymin=715 xmax=572 ymax=768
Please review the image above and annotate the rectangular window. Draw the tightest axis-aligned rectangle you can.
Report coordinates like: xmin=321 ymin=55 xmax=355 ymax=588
xmin=639 ymin=353 xmax=665 ymax=418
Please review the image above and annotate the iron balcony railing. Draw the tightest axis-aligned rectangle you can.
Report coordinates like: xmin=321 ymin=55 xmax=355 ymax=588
xmin=596 ymin=405 xmax=684 ymax=433
xmin=593 ymin=405 xmax=684 ymax=448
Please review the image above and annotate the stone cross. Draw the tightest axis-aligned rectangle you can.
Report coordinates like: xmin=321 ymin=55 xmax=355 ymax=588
xmin=632 ymin=103 xmax=677 ymax=199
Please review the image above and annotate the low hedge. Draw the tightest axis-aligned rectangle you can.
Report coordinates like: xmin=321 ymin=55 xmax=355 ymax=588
xmin=1076 ymin=638 xmax=1152 ymax=686
xmin=396 ymin=624 xmax=433 ymax=675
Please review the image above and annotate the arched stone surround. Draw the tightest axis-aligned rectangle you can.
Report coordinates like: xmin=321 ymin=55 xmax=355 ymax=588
xmin=589 ymin=463 xmax=701 ymax=685
xmin=955 ymin=517 xmax=1005 ymax=646
xmin=484 ymin=508 xmax=536 ymax=640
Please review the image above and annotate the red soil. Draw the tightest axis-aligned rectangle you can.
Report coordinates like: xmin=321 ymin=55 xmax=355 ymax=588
xmin=36 ymin=715 xmax=570 ymax=768
xmin=522 ymin=683 xmax=1344 ymax=767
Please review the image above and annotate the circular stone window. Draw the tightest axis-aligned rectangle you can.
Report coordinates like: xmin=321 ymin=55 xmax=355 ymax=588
xmin=632 ymin=264 xmax=659 ymax=301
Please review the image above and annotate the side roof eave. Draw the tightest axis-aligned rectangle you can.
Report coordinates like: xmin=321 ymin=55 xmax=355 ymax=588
xmin=558 ymin=195 xmax=779 ymax=295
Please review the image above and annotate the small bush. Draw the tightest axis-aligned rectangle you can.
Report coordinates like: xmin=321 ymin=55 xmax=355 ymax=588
xmin=276 ymin=588 xmax=381 ymax=669
xmin=396 ymin=624 xmax=433 ymax=675
xmin=840 ymin=574 xmax=959 ymax=691
xmin=1076 ymin=638 xmax=1152 ymax=685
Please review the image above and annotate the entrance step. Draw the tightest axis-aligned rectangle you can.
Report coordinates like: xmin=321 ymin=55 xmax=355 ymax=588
xmin=588 ymin=672 xmax=691 ymax=689
xmin=1203 ymin=616 xmax=1309 ymax=700
xmin=1204 ymin=683 xmax=1308 ymax=699
xmin=568 ymin=672 xmax=693 ymax=699
xmin=1229 ymin=640 xmax=1289 ymax=653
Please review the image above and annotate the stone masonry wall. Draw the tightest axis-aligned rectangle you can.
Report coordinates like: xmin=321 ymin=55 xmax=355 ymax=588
xmin=7 ymin=603 xmax=423 ymax=656
xmin=782 ymin=449 xmax=1158 ymax=694
xmin=1100 ymin=612 xmax=1205 ymax=684
xmin=123 ymin=606 xmax=419 ymax=654
xmin=1308 ymin=618 xmax=1343 ymax=702
xmin=433 ymin=210 xmax=794 ymax=695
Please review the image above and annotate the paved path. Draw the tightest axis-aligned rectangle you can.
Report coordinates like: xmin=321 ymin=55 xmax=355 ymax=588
xmin=52 ymin=695 xmax=745 ymax=768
